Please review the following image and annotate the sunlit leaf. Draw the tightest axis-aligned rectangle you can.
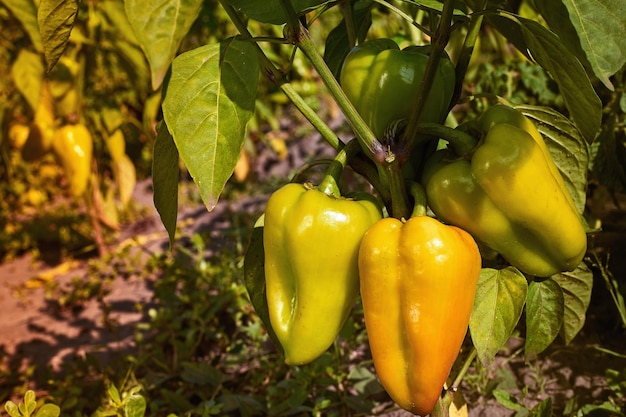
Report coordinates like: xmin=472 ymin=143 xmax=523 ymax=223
xmin=125 ymin=0 xmax=203 ymax=90
xmin=124 ymin=394 xmax=147 ymax=417
xmin=469 ymin=267 xmax=528 ymax=366
xmin=553 ymin=262 xmax=593 ymax=345
xmin=37 ymin=0 xmax=79 ymax=71
xmin=35 ymin=404 xmax=61 ymax=417
xmin=525 ymin=278 xmax=564 ymax=358
xmin=162 ymin=38 xmax=259 ymax=211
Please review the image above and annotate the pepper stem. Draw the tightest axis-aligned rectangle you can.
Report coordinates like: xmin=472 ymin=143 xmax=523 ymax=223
xmin=416 ymin=122 xmax=479 ymax=156
xmin=409 ymin=182 xmax=428 ymax=218
xmin=386 ymin=157 xmax=410 ymax=220
xmin=318 ymin=140 xmax=360 ymax=197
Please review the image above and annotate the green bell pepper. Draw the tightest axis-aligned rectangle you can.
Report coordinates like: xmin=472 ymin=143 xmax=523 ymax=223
xmin=423 ymin=105 xmax=587 ymax=277
xmin=339 ymin=38 xmax=456 ymax=141
xmin=263 ymin=182 xmax=382 ymax=365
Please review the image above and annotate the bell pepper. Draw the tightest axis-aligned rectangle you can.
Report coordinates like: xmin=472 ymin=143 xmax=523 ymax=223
xmin=52 ymin=124 xmax=93 ymax=197
xmin=339 ymin=38 xmax=455 ymax=141
xmin=423 ymin=105 xmax=587 ymax=277
xmin=263 ymin=182 xmax=381 ymax=365
xmin=358 ymin=215 xmax=481 ymax=416
xmin=21 ymin=81 xmax=57 ymax=162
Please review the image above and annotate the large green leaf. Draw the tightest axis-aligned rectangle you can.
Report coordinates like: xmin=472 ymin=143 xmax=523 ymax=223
xmin=125 ymin=0 xmax=203 ymax=90
xmin=525 ymin=278 xmax=564 ymax=358
xmin=489 ymin=12 xmax=602 ymax=142
xmin=162 ymin=38 xmax=259 ymax=211
xmin=535 ymin=0 xmax=626 ymax=91
xmin=553 ymin=262 xmax=593 ymax=345
xmin=518 ymin=18 xmax=602 ymax=142
xmin=469 ymin=267 xmax=528 ymax=366
xmin=223 ymin=0 xmax=329 ymax=24
xmin=515 ymin=105 xmax=589 ymax=213
xmin=37 ymin=0 xmax=78 ymax=71
xmin=152 ymin=121 xmax=179 ymax=247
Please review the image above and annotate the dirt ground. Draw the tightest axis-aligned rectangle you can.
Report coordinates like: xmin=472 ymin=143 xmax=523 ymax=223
xmin=1 ymin=124 xmax=626 ymax=415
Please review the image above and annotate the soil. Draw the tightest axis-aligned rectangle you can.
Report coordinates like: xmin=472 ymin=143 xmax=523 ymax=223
xmin=1 ymin=116 xmax=626 ymax=416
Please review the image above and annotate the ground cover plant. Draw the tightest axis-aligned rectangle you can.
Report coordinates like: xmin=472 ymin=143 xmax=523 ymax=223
xmin=1 ymin=0 xmax=626 ymax=416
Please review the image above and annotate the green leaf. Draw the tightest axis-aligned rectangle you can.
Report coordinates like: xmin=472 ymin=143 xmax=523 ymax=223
xmin=180 ymin=361 xmax=224 ymax=386
xmin=489 ymin=12 xmax=602 ymax=142
xmin=37 ymin=0 xmax=79 ymax=71
xmin=530 ymin=398 xmax=553 ymax=417
xmin=24 ymin=391 xmax=36 ymax=416
xmin=553 ymin=262 xmax=593 ymax=345
xmin=123 ymin=394 xmax=147 ymax=417
xmin=223 ymin=0 xmax=329 ymax=24
xmin=243 ymin=215 xmax=283 ymax=356
xmin=152 ymin=121 xmax=179 ymax=247
xmin=107 ymin=384 xmax=121 ymax=406
xmin=591 ymin=114 xmax=626 ymax=193
xmin=525 ymin=278 xmax=564 ymax=358
xmin=492 ymin=389 xmax=522 ymax=411
xmin=515 ymin=105 xmax=589 ymax=213
xmin=1 ymin=0 xmax=43 ymax=51
xmin=517 ymin=17 xmax=602 ymax=142
xmin=34 ymin=404 xmax=61 ymax=417
xmin=535 ymin=0 xmax=626 ymax=91
xmin=125 ymin=0 xmax=203 ymax=90
xmin=323 ymin=2 xmax=372 ymax=79
xmin=11 ymin=49 xmax=44 ymax=112
xmin=469 ymin=267 xmax=528 ymax=366
xmin=162 ymin=38 xmax=259 ymax=211
xmin=4 ymin=401 xmax=20 ymax=417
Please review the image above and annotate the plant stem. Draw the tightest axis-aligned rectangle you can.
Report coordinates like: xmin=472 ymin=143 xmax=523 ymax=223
xmin=408 ymin=182 xmax=427 ymax=217
xmin=386 ymin=157 xmax=410 ymax=219
xmin=451 ymin=0 xmax=487 ymax=106
xmin=403 ymin=0 xmax=455 ymax=150
xmin=279 ymin=2 xmax=384 ymax=163
xmin=416 ymin=122 xmax=478 ymax=156
xmin=220 ymin=0 xmax=344 ymax=152
xmin=452 ymin=347 xmax=477 ymax=389
xmin=319 ymin=139 xmax=360 ymax=197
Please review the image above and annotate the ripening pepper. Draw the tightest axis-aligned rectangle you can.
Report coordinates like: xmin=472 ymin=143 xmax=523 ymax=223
xmin=423 ymin=105 xmax=587 ymax=277
xmin=22 ymin=81 xmax=57 ymax=162
xmin=52 ymin=124 xmax=93 ymax=197
xmin=359 ymin=215 xmax=481 ymax=416
xmin=339 ymin=38 xmax=455 ymax=141
xmin=263 ymin=182 xmax=382 ymax=365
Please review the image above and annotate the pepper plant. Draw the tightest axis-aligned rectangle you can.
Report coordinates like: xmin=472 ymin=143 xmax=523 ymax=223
xmin=30 ymin=0 xmax=626 ymax=415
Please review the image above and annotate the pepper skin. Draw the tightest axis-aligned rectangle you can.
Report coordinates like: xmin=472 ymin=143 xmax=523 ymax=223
xmin=263 ymin=183 xmax=381 ymax=365
xmin=423 ymin=106 xmax=587 ymax=277
xmin=52 ymin=124 xmax=93 ymax=197
xmin=339 ymin=39 xmax=455 ymax=141
xmin=358 ymin=216 xmax=481 ymax=416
